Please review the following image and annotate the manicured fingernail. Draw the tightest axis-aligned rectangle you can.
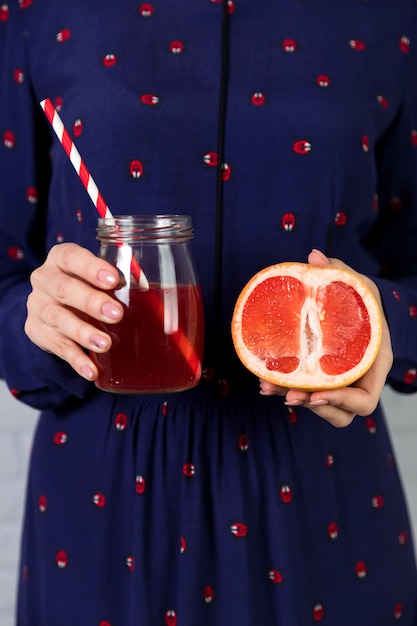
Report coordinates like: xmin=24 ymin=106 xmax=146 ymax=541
xmin=81 ymin=364 xmax=95 ymax=380
xmin=98 ymin=269 xmax=117 ymax=285
xmin=285 ymin=400 xmax=304 ymax=407
xmin=309 ymin=399 xmax=329 ymax=406
xmin=89 ymin=334 xmax=109 ymax=349
xmin=101 ymin=302 xmax=122 ymax=320
xmin=311 ymin=249 xmax=330 ymax=264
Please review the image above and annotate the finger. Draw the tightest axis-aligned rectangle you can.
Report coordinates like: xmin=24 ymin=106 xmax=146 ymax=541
xmin=259 ymin=379 xmax=287 ymax=397
xmin=24 ymin=319 xmax=100 ymax=381
xmin=29 ymin=269 xmax=124 ymax=324
xmin=47 ymin=243 xmax=121 ymax=290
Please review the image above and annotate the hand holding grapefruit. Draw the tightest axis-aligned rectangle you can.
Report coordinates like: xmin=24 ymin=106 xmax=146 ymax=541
xmin=231 ymin=255 xmax=383 ymax=391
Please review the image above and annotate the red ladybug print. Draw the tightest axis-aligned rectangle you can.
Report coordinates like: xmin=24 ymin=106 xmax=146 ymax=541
xmin=389 ymin=196 xmax=402 ymax=212
xmin=38 ymin=495 xmax=47 ymax=513
xmin=218 ymin=378 xmax=230 ymax=395
xmin=280 ymin=484 xmax=292 ymax=504
xmin=293 ymin=139 xmax=311 ymax=154
xmin=268 ymin=569 xmax=283 ymax=584
xmin=334 ymin=211 xmax=347 ymax=226
xmin=183 ymin=463 xmax=196 ymax=477
xmin=404 ymin=368 xmax=417 ymax=385
xmin=204 ymin=586 xmax=214 ymax=604
xmin=26 ymin=187 xmax=38 ymax=204
xmin=135 ymin=475 xmax=146 ymax=494
xmin=19 ymin=0 xmax=31 ymax=7
xmin=251 ymin=92 xmax=265 ymax=106
xmin=227 ymin=0 xmax=235 ymax=13
xmin=372 ymin=195 xmax=379 ymax=211
xmin=392 ymin=289 xmax=401 ymax=302
xmin=3 ymin=130 xmax=15 ymax=148
xmin=103 ymin=54 xmax=117 ymax=67
xmin=139 ymin=3 xmax=154 ymax=16
xmin=377 ymin=95 xmax=389 ymax=109
xmin=221 ymin=163 xmax=231 ymax=181
xmin=326 ymin=453 xmax=335 ymax=467
xmin=180 ymin=536 xmax=187 ymax=554
xmin=313 ymin=603 xmax=324 ymax=622
xmin=398 ymin=531 xmax=408 ymax=546
xmin=204 ymin=152 xmax=218 ymax=167
xmin=371 ymin=494 xmax=384 ymax=509
xmin=355 ymin=561 xmax=367 ymax=579
xmin=399 ymin=36 xmax=410 ymax=53
xmin=56 ymin=550 xmax=68 ymax=569
xmin=73 ymin=119 xmax=83 ymax=137
xmin=230 ymin=523 xmax=248 ymax=537
xmin=93 ymin=493 xmax=106 ymax=508
xmin=361 ymin=135 xmax=370 ymax=152
xmin=287 ymin=407 xmax=297 ymax=423
xmin=56 ymin=29 xmax=71 ymax=43
xmin=394 ymin=603 xmax=403 ymax=619
xmin=0 ymin=4 xmax=10 ymax=21
xmin=282 ymin=212 xmax=296 ymax=232
xmin=114 ymin=412 xmax=128 ymax=431
xmin=126 ymin=556 xmax=135 ymax=571
xmin=55 ymin=96 xmax=63 ymax=111
xmin=53 ymin=431 xmax=68 ymax=445
xmin=409 ymin=305 xmax=417 ymax=319
xmin=56 ymin=232 xmax=64 ymax=243
xmin=170 ymin=41 xmax=184 ymax=54
xmin=76 ymin=209 xmax=83 ymax=223
xmin=327 ymin=521 xmax=339 ymax=540
xmin=7 ymin=246 xmax=24 ymax=260
xmin=365 ymin=417 xmax=377 ymax=434
xmin=141 ymin=94 xmax=159 ymax=105
xmin=165 ymin=610 xmax=177 ymax=626
xmin=316 ymin=74 xmax=330 ymax=88
xmin=411 ymin=129 xmax=417 ymax=146
xmin=238 ymin=433 xmax=249 ymax=452
xmin=349 ymin=39 xmax=366 ymax=51
xmin=99 ymin=622 xmax=111 ymax=626
xmin=129 ymin=159 xmax=143 ymax=179
xmin=13 ymin=68 xmax=24 ymax=84
xmin=282 ymin=38 xmax=297 ymax=53
xmin=162 ymin=401 xmax=168 ymax=416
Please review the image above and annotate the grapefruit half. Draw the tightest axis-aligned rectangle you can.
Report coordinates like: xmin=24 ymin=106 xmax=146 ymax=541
xmin=231 ymin=262 xmax=382 ymax=390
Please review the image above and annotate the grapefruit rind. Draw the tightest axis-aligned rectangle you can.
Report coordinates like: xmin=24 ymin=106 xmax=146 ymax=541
xmin=231 ymin=262 xmax=383 ymax=390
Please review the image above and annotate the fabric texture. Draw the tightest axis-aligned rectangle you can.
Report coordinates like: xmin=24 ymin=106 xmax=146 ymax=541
xmin=1 ymin=1 xmax=417 ymax=624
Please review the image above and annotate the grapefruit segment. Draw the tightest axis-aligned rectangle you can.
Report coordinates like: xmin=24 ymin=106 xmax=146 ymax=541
xmin=231 ymin=262 xmax=382 ymax=390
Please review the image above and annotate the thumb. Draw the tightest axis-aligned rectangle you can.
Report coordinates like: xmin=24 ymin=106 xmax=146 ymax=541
xmin=308 ymin=248 xmax=330 ymax=266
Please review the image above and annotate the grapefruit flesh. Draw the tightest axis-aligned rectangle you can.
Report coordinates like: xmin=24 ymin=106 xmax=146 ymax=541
xmin=231 ymin=263 xmax=382 ymax=390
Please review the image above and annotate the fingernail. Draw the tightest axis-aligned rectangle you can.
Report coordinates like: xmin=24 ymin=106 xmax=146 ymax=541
xmin=81 ymin=364 xmax=95 ymax=380
xmin=89 ymin=334 xmax=109 ymax=349
xmin=101 ymin=302 xmax=122 ymax=320
xmin=285 ymin=400 xmax=304 ymax=407
xmin=311 ymin=249 xmax=330 ymax=264
xmin=309 ymin=399 xmax=329 ymax=406
xmin=98 ymin=269 xmax=117 ymax=285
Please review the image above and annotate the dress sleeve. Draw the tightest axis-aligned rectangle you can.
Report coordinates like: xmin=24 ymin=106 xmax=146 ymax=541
xmin=0 ymin=3 xmax=92 ymax=409
xmin=366 ymin=23 xmax=417 ymax=393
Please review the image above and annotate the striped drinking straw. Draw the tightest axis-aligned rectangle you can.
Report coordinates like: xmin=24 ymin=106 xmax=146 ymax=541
xmin=39 ymin=98 xmax=149 ymax=288
xmin=39 ymin=98 xmax=202 ymax=380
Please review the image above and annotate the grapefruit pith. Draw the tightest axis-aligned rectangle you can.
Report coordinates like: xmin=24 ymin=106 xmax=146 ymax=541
xmin=231 ymin=262 xmax=382 ymax=390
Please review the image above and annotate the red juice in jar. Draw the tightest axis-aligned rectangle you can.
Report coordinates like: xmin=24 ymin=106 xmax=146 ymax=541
xmin=91 ymin=282 xmax=204 ymax=393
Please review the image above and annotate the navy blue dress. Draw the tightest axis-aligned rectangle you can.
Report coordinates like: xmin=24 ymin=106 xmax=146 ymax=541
xmin=1 ymin=1 xmax=417 ymax=624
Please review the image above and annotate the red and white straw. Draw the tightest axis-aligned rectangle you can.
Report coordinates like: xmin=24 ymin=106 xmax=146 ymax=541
xmin=40 ymin=98 xmax=149 ymax=289
xmin=40 ymin=99 xmax=112 ymax=220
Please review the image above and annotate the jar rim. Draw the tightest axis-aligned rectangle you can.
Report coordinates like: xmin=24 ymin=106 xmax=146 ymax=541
xmin=96 ymin=214 xmax=193 ymax=241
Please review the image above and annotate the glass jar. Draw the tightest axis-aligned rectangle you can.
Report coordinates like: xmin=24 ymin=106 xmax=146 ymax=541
xmin=90 ymin=215 xmax=204 ymax=394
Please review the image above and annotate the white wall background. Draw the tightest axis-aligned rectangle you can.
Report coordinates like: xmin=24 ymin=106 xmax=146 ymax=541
xmin=0 ymin=382 xmax=416 ymax=626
